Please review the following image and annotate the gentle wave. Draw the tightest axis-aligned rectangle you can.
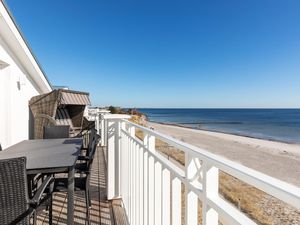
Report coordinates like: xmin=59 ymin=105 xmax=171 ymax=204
xmin=139 ymin=108 xmax=300 ymax=143
xmin=177 ymin=121 xmax=244 ymax=125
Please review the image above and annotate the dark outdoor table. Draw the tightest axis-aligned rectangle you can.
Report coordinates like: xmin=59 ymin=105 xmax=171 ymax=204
xmin=0 ymin=138 xmax=83 ymax=225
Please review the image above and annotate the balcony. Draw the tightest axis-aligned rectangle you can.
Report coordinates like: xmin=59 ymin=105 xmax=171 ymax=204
xmin=2 ymin=113 xmax=300 ymax=225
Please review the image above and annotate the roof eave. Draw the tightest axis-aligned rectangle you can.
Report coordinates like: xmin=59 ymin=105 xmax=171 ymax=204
xmin=0 ymin=0 xmax=52 ymax=93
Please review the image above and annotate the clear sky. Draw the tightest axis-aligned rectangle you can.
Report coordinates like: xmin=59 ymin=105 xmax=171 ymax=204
xmin=5 ymin=0 xmax=300 ymax=108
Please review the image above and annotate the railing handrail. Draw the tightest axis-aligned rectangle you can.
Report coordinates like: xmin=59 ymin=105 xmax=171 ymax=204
xmin=124 ymin=119 xmax=300 ymax=210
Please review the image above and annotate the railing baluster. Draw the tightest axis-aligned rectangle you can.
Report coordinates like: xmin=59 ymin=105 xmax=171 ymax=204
xmin=127 ymin=134 xmax=130 ymax=219
xmin=202 ymin=164 xmax=219 ymax=225
xmin=120 ymin=129 xmax=124 ymax=201
xmin=129 ymin=136 xmax=132 ymax=223
xmin=120 ymin=122 xmax=126 ymax=201
xmin=139 ymin=144 xmax=144 ymax=225
xmin=135 ymin=142 xmax=139 ymax=224
xmin=185 ymin=153 xmax=199 ymax=225
xmin=162 ymin=167 xmax=171 ymax=225
xmin=131 ymin=134 xmax=134 ymax=223
xmin=133 ymin=140 xmax=136 ymax=225
xmin=143 ymin=136 xmax=149 ymax=225
xmin=146 ymin=134 xmax=155 ymax=225
xmin=123 ymin=134 xmax=128 ymax=212
xmin=172 ymin=176 xmax=182 ymax=225
xmin=133 ymin=141 xmax=137 ymax=224
xmin=129 ymin=125 xmax=135 ymax=224
xmin=154 ymin=160 xmax=162 ymax=225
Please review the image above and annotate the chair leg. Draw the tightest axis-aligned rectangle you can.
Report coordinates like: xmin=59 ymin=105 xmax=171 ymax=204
xmin=85 ymin=190 xmax=90 ymax=225
xmin=33 ymin=211 xmax=37 ymax=225
xmin=49 ymin=195 xmax=53 ymax=225
xmin=89 ymin=189 xmax=92 ymax=207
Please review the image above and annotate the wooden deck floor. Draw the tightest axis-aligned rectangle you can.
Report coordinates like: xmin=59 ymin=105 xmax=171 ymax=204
xmin=36 ymin=147 xmax=123 ymax=225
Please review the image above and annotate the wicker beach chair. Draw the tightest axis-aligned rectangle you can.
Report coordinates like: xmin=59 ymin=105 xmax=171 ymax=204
xmin=0 ymin=157 xmax=54 ymax=225
xmin=29 ymin=89 xmax=90 ymax=139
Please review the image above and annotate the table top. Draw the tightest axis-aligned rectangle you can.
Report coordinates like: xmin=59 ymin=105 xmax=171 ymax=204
xmin=0 ymin=138 xmax=83 ymax=172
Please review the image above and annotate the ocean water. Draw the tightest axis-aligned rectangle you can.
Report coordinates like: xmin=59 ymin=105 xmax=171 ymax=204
xmin=138 ymin=108 xmax=300 ymax=143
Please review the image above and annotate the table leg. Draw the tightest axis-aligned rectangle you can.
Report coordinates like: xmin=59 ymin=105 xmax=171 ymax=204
xmin=67 ymin=165 xmax=75 ymax=225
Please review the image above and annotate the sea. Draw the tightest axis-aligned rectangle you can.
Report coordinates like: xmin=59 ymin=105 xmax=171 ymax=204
xmin=138 ymin=108 xmax=300 ymax=143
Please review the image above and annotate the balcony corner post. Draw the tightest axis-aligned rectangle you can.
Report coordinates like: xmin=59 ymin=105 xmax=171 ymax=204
xmin=202 ymin=164 xmax=219 ymax=225
xmin=185 ymin=153 xmax=199 ymax=225
xmin=103 ymin=114 xmax=131 ymax=200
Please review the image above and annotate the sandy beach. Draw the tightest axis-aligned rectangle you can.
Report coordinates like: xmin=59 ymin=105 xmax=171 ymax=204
xmin=148 ymin=121 xmax=300 ymax=187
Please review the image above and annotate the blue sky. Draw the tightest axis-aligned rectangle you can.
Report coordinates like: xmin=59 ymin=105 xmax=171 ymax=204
xmin=6 ymin=0 xmax=300 ymax=108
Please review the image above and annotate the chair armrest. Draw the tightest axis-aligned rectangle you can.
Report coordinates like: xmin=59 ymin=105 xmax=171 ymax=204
xmin=8 ymin=207 xmax=35 ymax=225
xmin=29 ymin=175 xmax=54 ymax=207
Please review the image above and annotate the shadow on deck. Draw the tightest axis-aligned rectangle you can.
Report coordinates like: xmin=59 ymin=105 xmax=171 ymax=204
xmin=36 ymin=147 xmax=126 ymax=225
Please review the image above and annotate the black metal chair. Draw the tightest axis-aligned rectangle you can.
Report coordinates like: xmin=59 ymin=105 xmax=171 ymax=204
xmin=43 ymin=125 xmax=70 ymax=139
xmin=73 ymin=129 xmax=98 ymax=182
xmin=53 ymin=135 xmax=99 ymax=225
xmin=77 ymin=128 xmax=97 ymax=156
xmin=0 ymin=157 xmax=54 ymax=225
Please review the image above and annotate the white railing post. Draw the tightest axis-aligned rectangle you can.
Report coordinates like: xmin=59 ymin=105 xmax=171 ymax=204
xmin=202 ymin=164 xmax=219 ymax=225
xmin=128 ymin=124 xmax=136 ymax=224
xmin=100 ymin=114 xmax=108 ymax=147
xmin=172 ymin=176 xmax=181 ymax=225
xmin=129 ymin=125 xmax=135 ymax=137
xmin=100 ymin=115 xmax=105 ymax=146
xmin=185 ymin=153 xmax=199 ymax=225
xmin=154 ymin=159 xmax=162 ymax=225
xmin=95 ymin=113 xmax=100 ymax=135
xmin=143 ymin=135 xmax=148 ymax=225
xmin=162 ymin=167 xmax=170 ymax=225
xmin=144 ymin=134 xmax=155 ymax=225
xmin=103 ymin=114 xmax=131 ymax=200
xmin=120 ymin=120 xmax=128 ymax=211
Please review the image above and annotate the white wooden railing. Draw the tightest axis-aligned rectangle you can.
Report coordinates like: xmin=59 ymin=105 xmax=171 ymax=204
xmin=100 ymin=114 xmax=300 ymax=225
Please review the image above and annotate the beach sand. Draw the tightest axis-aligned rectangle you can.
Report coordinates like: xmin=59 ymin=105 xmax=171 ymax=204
xmin=148 ymin=121 xmax=300 ymax=187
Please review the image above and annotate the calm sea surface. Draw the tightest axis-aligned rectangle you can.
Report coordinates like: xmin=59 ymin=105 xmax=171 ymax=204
xmin=138 ymin=108 xmax=300 ymax=143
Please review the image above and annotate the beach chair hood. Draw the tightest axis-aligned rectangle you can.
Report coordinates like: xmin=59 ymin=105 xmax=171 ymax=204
xmin=29 ymin=89 xmax=91 ymax=139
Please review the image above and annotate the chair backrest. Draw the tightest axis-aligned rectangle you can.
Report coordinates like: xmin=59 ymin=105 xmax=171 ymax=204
xmin=0 ymin=157 xmax=29 ymax=225
xmin=43 ymin=125 xmax=70 ymax=139
xmin=86 ymin=128 xmax=97 ymax=155
xmin=87 ymin=134 xmax=100 ymax=170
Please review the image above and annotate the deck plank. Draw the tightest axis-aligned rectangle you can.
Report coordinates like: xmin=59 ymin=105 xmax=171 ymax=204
xmin=112 ymin=199 xmax=129 ymax=225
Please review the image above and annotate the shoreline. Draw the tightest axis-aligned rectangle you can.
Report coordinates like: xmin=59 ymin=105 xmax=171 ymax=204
xmin=148 ymin=120 xmax=300 ymax=144
xmin=147 ymin=120 xmax=300 ymax=187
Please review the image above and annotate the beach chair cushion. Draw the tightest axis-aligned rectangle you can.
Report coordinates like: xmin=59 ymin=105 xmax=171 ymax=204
xmin=55 ymin=108 xmax=74 ymax=128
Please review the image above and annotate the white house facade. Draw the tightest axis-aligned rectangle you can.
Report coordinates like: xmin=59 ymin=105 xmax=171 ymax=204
xmin=0 ymin=1 xmax=52 ymax=149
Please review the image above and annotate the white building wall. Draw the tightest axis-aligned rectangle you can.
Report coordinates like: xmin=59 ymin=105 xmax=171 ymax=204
xmin=0 ymin=39 xmax=40 ymax=149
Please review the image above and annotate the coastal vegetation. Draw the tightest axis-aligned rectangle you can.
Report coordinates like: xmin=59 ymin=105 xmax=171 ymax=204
xmin=107 ymin=106 xmax=144 ymax=118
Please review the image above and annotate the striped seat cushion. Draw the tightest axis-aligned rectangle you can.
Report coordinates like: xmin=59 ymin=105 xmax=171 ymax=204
xmin=55 ymin=108 xmax=74 ymax=128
